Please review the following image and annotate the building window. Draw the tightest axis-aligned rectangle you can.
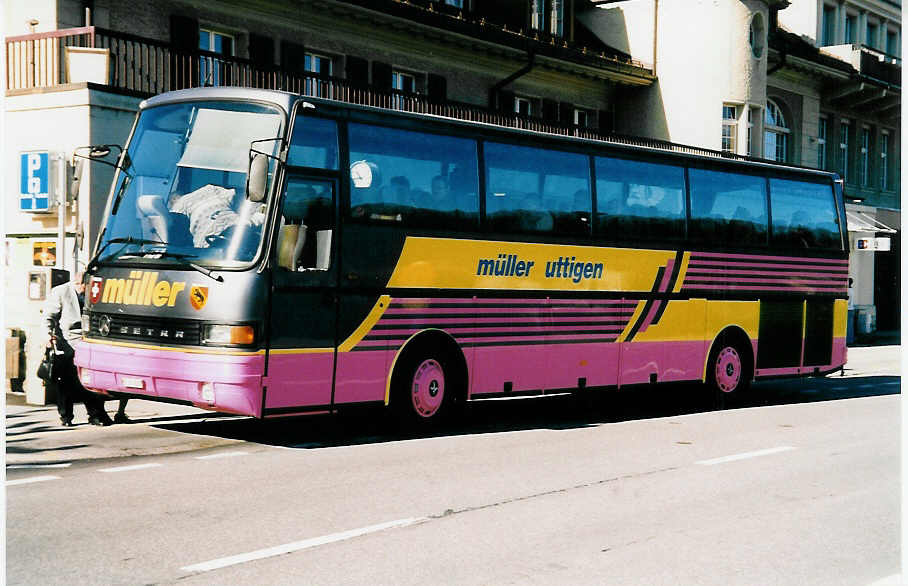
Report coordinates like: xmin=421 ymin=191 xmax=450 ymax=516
xmin=574 ymin=109 xmax=589 ymax=128
xmin=844 ymin=13 xmax=856 ymax=44
xmin=514 ymin=96 xmax=533 ymax=117
xmin=749 ymin=13 xmax=765 ymax=58
xmin=199 ymin=28 xmax=234 ymax=86
xmin=392 ymin=70 xmax=417 ymax=93
xmin=530 ymin=0 xmax=544 ymax=30
xmin=303 ymin=52 xmax=333 ymax=97
xmin=859 ymin=127 xmax=871 ymax=187
xmin=822 ymin=4 xmax=836 ymax=45
xmin=880 ymin=131 xmax=890 ymax=190
xmin=550 ymin=0 xmax=564 ymax=37
xmin=764 ymin=99 xmax=789 ymax=162
xmin=817 ymin=116 xmax=828 ymax=170
xmin=866 ymin=21 xmax=878 ymax=49
xmin=886 ymin=29 xmax=899 ymax=56
xmin=530 ymin=0 xmax=563 ymax=36
xmin=840 ymin=120 xmax=851 ymax=182
xmin=722 ymin=104 xmax=738 ymax=153
xmin=746 ymin=107 xmax=757 ymax=156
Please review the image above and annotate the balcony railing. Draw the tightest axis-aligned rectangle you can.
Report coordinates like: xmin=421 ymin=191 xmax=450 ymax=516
xmin=6 ymin=27 xmax=773 ymax=165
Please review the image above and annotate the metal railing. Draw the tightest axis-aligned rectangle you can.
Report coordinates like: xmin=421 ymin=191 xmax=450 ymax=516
xmin=6 ymin=26 xmax=771 ymax=165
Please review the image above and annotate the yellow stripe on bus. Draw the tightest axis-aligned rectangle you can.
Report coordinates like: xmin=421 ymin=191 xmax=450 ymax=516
xmin=387 ymin=237 xmax=677 ymax=292
xmin=338 ymin=295 xmax=392 ymax=352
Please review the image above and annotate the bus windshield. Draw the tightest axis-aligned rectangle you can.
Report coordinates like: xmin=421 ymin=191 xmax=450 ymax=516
xmin=99 ymin=101 xmax=284 ymax=267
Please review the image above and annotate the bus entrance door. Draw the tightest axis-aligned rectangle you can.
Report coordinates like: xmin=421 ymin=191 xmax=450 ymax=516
xmin=265 ymin=176 xmax=338 ymax=415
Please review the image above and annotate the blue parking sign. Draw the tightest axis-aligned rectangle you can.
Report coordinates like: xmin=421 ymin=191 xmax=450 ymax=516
xmin=20 ymin=152 xmax=51 ymax=212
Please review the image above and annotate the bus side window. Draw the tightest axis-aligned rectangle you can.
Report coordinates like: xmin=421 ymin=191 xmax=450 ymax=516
xmin=347 ymin=123 xmax=479 ymax=228
xmin=689 ymin=168 xmax=768 ymax=247
xmin=769 ymin=179 xmax=840 ymax=250
xmin=594 ymin=157 xmax=685 ymax=241
xmin=484 ymin=142 xmax=589 ymax=235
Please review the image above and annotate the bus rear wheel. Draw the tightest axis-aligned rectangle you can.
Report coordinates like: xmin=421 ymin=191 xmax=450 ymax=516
xmin=707 ymin=335 xmax=752 ymax=407
xmin=392 ymin=348 xmax=455 ymax=429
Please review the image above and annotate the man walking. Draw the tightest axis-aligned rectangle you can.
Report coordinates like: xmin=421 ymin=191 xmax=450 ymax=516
xmin=44 ymin=270 xmax=113 ymax=426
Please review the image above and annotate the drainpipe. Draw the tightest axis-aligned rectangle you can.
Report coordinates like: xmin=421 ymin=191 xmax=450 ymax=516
xmin=653 ymin=0 xmax=658 ymax=77
xmin=489 ymin=50 xmax=536 ymax=110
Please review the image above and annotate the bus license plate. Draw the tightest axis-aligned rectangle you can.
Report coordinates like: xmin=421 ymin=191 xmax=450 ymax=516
xmin=122 ymin=376 xmax=144 ymax=389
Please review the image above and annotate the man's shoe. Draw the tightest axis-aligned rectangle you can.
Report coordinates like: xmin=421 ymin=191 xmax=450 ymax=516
xmin=61 ymin=419 xmax=74 ymax=427
xmin=113 ymin=413 xmax=132 ymax=424
xmin=88 ymin=415 xmax=113 ymax=427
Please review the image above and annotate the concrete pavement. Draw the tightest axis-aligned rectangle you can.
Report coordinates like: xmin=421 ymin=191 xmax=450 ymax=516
xmin=5 ymin=395 xmax=244 ymax=466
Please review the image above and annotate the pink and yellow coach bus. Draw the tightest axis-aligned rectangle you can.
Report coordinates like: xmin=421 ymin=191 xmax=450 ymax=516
xmin=76 ymin=87 xmax=849 ymax=426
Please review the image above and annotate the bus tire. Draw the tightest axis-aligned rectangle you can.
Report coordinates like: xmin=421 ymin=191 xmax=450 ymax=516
xmin=391 ymin=345 xmax=456 ymax=429
xmin=706 ymin=332 xmax=753 ymax=407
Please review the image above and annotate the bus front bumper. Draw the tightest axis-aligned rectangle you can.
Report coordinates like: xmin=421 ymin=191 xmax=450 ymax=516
xmin=75 ymin=340 xmax=265 ymax=417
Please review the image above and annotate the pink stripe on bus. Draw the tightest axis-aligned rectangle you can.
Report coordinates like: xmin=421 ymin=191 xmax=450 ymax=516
xmin=682 ymin=284 xmax=845 ymax=292
xmin=692 ymin=252 xmax=847 ymax=264
xmin=684 ymin=275 xmax=845 ymax=285
xmin=687 ymin=260 xmax=849 ymax=272
xmin=686 ymin=268 xmax=848 ymax=279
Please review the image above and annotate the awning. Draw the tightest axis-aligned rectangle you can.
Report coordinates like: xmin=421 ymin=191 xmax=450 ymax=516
xmin=846 ymin=211 xmax=898 ymax=233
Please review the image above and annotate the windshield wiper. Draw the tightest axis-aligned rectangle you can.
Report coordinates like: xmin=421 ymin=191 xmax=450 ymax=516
xmin=85 ymin=236 xmax=165 ymax=273
xmin=136 ymin=250 xmax=224 ymax=283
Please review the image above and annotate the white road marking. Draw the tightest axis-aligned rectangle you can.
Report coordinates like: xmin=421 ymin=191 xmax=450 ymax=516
xmin=98 ymin=463 xmax=162 ymax=473
xmin=195 ymin=451 xmax=249 ymax=460
xmin=7 ymin=463 xmax=72 ymax=469
xmin=6 ymin=475 xmax=61 ymax=486
xmin=696 ymin=446 xmax=796 ymax=466
xmin=181 ymin=517 xmax=428 ymax=573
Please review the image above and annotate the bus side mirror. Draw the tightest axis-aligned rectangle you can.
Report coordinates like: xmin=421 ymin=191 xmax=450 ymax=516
xmin=247 ymin=153 xmax=268 ymax=203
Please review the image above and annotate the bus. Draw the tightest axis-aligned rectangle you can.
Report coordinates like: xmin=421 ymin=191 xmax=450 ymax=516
xmin=76 ymin=87 xmax=849 ymax=426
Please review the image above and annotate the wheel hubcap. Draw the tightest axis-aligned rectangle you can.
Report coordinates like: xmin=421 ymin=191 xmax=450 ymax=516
xmin=411 ymin=359 xmax=444 ymax=418
xmin=715 ymin=347 xmax=742 ymax=393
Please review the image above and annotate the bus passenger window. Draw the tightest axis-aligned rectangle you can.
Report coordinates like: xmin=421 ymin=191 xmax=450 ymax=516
xmin=594 ymin=157 xmax=685 ymax=241
xmin=688 ymin=168 xmax=767 ymax=247
xmin=769 ymin=179 xmax=840 ymax=249
xmin=484 ymin=142 xmax=590 ymax=235
xmin=347 ymin=123 xmax=479 ymax=229
xmin=277 ymin=177 xmax=334 ymax=270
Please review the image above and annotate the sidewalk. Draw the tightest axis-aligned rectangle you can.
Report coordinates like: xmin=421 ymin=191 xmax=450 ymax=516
xmin=850 ymin=329 xmax=901 ymax=348
xmin=5 ymin=395 xmax=244 ymax=467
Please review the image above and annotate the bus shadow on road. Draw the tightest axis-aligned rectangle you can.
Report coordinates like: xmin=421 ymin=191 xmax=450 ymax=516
xmin=151 ymin=374 xmax=900 ymax=449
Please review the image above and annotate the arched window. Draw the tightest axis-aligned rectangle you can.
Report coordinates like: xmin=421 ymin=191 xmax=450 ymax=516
xmin=764 ymin=99 xmax=790 ymax=162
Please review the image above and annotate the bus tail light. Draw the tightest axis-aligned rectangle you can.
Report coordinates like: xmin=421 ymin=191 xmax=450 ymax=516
xmin=202 ymin=324 xmax=256 ymax=346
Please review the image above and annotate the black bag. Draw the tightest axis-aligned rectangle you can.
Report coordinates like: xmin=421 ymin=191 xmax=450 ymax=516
xmin=36 ymin=347 xmax=56 ymax=382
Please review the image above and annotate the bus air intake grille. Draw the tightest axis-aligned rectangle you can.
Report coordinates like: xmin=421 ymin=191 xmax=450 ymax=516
xmin=87 ymin=313 xmax=202 ymax=345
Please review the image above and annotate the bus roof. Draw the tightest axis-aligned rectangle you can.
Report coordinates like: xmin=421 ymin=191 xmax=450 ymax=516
xmin=141 ymin=87 xmax=835 ymax=181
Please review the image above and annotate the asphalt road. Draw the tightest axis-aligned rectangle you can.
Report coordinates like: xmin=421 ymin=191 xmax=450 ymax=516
xmin=5 ymin=345 xmax=901 ymax=585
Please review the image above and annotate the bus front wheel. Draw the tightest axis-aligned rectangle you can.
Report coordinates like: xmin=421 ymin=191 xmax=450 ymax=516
xmin=392 ymin=347 xmax=455 ymax=429
xmin=706 ymin=334 xmax=752 ymax=406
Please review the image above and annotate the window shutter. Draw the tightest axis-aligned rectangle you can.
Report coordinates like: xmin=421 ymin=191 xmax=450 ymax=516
xmin=598 ymin=109 xmax=614 ymax=134
xmin=427 ymin=73 xmax=447 ymax=102
xmin=346 ymin=56 xmax=369 ymax=86
xmin=498 ymin=90 xmax=516 ymax=113
xmin=170 ymin=15 xmax=199 ymax=50
xmin=559 ymin=102 xmax=574 ymax=124
xmin=281 ymin=41 xmax=306 ymax=75
xmin=248 ymin=34 xmax=274 ymax=67
xmin=542 ymin=99 xmax=558 ymax=122
xmin=372 ymin=61 xmax=392 ymax=91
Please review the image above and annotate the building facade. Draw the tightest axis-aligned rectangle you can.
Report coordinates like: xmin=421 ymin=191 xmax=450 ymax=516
xmin=3 ymin=0 xmax=900 ymax=403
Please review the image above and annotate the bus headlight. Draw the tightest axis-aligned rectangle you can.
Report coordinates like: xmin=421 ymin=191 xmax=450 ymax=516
xmin=202 ymin=324 xmax=256 ymax=346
